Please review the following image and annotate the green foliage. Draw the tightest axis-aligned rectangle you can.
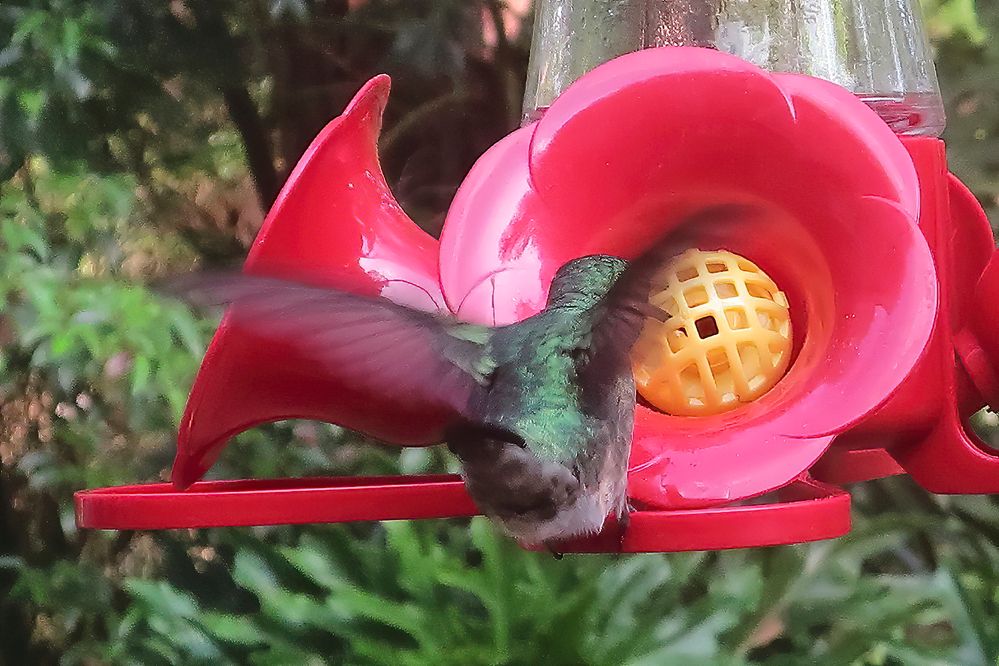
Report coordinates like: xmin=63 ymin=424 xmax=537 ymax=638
xmin=923 ymin=0 xmax=988 ymax=44
xmin=3 ymin=1 xmax=999 ymax=665
xmin=85 ymin=511 xmax=999 ymax=665
xmin=935 ymin=0 xmax=999 ymax=224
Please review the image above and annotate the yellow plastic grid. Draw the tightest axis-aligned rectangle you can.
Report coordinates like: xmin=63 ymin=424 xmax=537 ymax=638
xmin=631 ymin=249 xmax=792 ymax=416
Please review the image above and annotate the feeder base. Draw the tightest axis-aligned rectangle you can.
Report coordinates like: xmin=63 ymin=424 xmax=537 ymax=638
xmin=74 ymin=474 xmax=849 ymax=553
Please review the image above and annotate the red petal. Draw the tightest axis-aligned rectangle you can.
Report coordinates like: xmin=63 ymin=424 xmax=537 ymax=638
xmin=174 ymin=76 xmax=447 ymax=488
xmin=628 ymin=197 xmax=937 ymax=508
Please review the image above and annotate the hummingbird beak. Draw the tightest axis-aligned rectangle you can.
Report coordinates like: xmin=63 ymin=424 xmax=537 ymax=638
xmin=632 ymin=302 xmax=671 ymax=322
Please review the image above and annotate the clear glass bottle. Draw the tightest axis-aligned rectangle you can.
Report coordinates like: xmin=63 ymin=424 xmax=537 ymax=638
xmin=523 ymin=0 xmax=946 ymax=136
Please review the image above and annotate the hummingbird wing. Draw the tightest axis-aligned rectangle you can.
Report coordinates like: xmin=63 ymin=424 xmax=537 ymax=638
xmin=591 ymin=204 xmax=756 ymax=366
xmin=164 ymin=272 xmax=495 ymax=434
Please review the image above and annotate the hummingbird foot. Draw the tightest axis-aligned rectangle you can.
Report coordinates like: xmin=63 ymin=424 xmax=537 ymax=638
xmin=615 ymin=500 xmax=635 ymax=548
xmin=543 ymin=540 xmax=564 ymax=560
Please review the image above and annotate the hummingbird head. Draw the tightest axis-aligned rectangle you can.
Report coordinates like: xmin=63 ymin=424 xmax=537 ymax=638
xmin=546 ymin=254 xmax=628 ymax=309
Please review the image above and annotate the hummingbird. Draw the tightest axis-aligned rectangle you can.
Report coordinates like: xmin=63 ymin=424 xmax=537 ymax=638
xmin=168 ymin=206 xmax=747 ymax=548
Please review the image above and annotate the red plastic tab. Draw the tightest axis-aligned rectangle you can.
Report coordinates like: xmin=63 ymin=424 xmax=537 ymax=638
xmin=75 ymin=476 xmax=479 ymax=530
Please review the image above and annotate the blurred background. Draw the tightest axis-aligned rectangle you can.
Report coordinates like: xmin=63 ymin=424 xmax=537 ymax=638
xmin=2 ymin=1 xmax=999 ymax=664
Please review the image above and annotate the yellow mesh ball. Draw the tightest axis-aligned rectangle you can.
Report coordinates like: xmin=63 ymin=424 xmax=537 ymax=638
xmin=631 ymin=249 xmax=792 ymax=416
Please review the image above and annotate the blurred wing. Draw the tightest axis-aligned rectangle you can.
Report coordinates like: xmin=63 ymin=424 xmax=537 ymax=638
xmin=593 ymin=204 xmax=757 ymax=357
xmin=165 ymin=272 xmax=495 ymax=426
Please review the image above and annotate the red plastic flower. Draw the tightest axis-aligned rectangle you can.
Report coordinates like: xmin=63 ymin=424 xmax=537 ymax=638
xmin=437 ymin=47 xmax=936 ymax=509
xmin=173 ymin=76 xmax=449 ymax=488
xmin=176 ymin=48 xmax=937 ymax=512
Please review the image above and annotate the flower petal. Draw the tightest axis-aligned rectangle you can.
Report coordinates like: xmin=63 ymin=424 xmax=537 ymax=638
xmin=174 ymin=76 xmax=447 ymax=488
xmin=438 ymin=126 xmax=551 ymax=324
xmin=628 ymin=196 xmax=937 ymax=508
xmin=247 ymin=75 xmax=443 ymax=308
xmin=773 ymin=73 xmax=921 ymax=218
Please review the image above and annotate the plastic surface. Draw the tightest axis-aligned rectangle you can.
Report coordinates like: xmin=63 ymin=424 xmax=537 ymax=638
xmin=631 ymin=248 xmax=792 ymax=416
xmin=172 ymin=76 xmax=450 ymax=489
xmin=524 ymin=0 xmax=945 ymax=135
xmin=440 ymin=47 xmax=936 ymax=510
xmin=75 ymin=475 xmax=849 ymax=553
xmin=816 ymin=139 xmax=999 ymax=491
xmin=76 ymin=476 xmax=479 ymax=530
xmin=539 ymin=476 xmax=850 ymax=553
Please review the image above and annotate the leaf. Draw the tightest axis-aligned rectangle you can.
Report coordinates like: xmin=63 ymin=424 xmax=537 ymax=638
xmin=130 ymin=354 xmax=151 ymax=395
xmin=198 ymin=611 xmax=269 ymax=647
xmin=232 ymin=550 xmax=279 ymax=596
xmin=125 ymin=580 xmax=199 ymax=620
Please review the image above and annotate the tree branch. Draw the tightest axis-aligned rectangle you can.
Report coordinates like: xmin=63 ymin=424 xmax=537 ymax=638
xmin=486 ymin=0 xmax=523 ymax=130
xmin=221 ymin=85 xmax=280 ymax=208
xmin=188 ymin=1 xmax=280 ymax=209
xmin=379 ymin=90 xmax=468 ymax=157
xmin=0 ymin=468 xmax=33 ymax=665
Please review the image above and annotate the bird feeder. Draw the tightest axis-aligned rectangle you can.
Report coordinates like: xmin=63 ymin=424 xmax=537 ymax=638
xmin=76 ymin=0 xmax=999 ymax=553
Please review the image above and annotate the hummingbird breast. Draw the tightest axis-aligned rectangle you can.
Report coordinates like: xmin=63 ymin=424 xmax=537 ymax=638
xmin=447 ymin=305 xmax=637 ymax=544
xmin=449 ymin=372 xmax=635 ymax=546
xmin=450 ymin=435 xmax=611 ymax=545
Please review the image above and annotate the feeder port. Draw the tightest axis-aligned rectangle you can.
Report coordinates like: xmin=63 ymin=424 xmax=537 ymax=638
xmin=631 ymin=249 xmax=792 ymax=416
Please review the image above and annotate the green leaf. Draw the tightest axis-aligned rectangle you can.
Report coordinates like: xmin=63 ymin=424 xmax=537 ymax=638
xmin=198 ymin=611 xmax=269 ymax=647
xmin=125 ymin=580 xmax=199 ymax=620
xmin=131 ymin=354 xmax=151 ymax=395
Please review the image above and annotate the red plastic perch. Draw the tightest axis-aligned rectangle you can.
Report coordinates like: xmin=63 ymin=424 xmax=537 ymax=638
xmin=74 ymin=475 xmax=849 ymax=553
